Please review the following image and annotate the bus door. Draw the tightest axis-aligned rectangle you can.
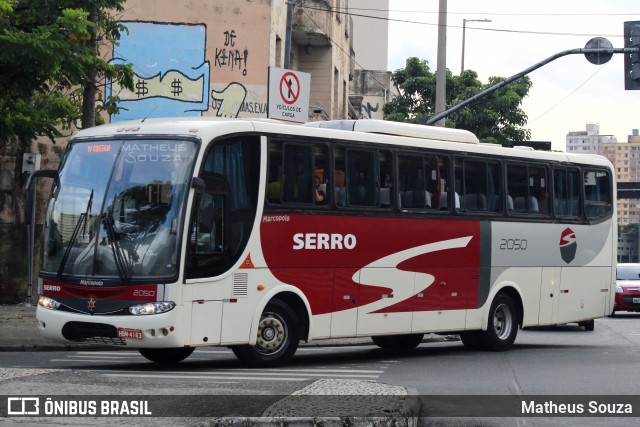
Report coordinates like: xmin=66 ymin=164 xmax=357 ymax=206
xmin=539 ymin=267 xmax=561 ymax=324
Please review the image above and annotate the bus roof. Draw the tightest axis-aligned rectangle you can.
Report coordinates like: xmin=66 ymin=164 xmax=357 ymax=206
xmin=69 ymin=117 xmax=612 ymax=170
xmin=304 ymin=120 xmax=480 ymax=144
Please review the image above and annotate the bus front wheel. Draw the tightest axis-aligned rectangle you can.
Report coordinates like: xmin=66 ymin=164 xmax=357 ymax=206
xmin=371 ymin=333 xmax=424 ymax=350
xmin=479 ymin=293 xmax=519 ymax=351
xmin=138 ymin=347 xmax=195 ymax=364
xmin=232 ymin=299 xmax=300 ymax=368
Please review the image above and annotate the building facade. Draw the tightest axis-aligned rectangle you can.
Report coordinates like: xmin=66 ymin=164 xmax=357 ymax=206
xmin=602 ymin=129 xmax=640 ymax=226
xmin=565 ymin=123 xmax=617 ymax=155
xmin=105 ymin=0 xmax=354 ymax=123
xmin=348 ymin=0 xmax=396 ymax=120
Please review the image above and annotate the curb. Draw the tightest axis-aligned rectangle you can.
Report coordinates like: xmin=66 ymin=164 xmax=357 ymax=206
xmin=197 ymin=382 xmax=421 ymax=427
xmin=0 ymin=335 xmax=453 ymax=352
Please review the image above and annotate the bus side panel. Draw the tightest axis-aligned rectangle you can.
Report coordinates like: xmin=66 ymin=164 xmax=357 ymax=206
xmin=557 ymin=267 xmax=611 ymax=323
xmin=190 ymin=300 xmax=222 ymax=345
xmin=356 ymin=267 xmax=413 ymax=336
xmin=489 ymin=267 xmax=542 ymax=327
xmin=330 ymin=268 xmax=359 ymax=338
xmin=539 ymin=267 xmax=561 ymax=325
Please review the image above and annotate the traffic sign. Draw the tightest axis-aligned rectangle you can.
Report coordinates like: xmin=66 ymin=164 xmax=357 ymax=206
xmin=268 ymin=67 xmax=310 ymax=123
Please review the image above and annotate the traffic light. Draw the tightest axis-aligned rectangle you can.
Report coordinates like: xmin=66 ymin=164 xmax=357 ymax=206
xmin=624 ymin=21 xmax=640 ymax=90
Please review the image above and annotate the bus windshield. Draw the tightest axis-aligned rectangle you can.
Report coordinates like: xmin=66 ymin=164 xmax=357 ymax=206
xmin=42 ymin=139 xmax=198 ymax=282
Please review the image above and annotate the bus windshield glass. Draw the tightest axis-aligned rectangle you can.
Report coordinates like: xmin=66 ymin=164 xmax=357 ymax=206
xmin=42 ymin=139 xmax=198 ymax=281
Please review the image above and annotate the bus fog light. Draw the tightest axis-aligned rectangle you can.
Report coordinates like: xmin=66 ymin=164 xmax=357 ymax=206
xmin=38 ymin=296 xmax=60 ymax=310
xmin=129 ymin=301 xmax=175 ymax=315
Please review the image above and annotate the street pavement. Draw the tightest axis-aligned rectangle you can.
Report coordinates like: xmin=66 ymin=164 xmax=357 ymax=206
xmin=0 ymin=303 xmax=428 ymax=424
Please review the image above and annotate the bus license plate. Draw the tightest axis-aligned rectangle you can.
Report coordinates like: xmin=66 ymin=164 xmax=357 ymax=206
xmin=633 ymin=297 xmax=640 ymax=304
xmin=118 ymin=328 xmax=143 ymax=340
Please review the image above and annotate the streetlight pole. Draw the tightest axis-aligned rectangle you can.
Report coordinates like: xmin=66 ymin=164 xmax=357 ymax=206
xmin=461 ymin=18 xmax=491 ymax=74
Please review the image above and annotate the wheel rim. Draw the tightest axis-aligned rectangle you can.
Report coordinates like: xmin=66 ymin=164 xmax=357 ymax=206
xmin=493 ymin=303 xmax=513 ymax=340
xmin=255 ymin=311 xmax=287 ymax=355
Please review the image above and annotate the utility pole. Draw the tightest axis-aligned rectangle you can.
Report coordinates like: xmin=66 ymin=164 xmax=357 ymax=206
xmin=434 ymin=0 xmax=447 ymax=127
xmin=284 ymin=0 xmax=295 ymax=69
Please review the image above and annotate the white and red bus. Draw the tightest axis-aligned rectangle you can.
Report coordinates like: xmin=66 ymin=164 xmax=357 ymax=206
xmin=31 ymin=118 xmax=616 ymax=366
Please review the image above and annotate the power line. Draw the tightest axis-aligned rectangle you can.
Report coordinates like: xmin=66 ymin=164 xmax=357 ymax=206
xmin=341 ymin=6 xmax=640 ymax=17
xmin=528 ymin=62 xmax=609 ymax=124
xmin=299 ymin=5 xmax=625 ymax=38
xmin=300 ymin=9 xmax=394 ymax=96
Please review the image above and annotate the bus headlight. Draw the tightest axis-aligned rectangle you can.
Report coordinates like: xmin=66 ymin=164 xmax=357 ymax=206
xmin=38 ymin=295 xmax=60 ymax=310
xmin=615 ymin=284 xmax=623 ymax=294
xmin=129 ymin=301 xmax=175 ymax=315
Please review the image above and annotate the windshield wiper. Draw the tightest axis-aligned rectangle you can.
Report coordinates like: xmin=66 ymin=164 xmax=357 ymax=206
xmin=57 ymin=190 xmax=93 ymax=278
xmin=101 ymin=211 xmax=130 ymax=283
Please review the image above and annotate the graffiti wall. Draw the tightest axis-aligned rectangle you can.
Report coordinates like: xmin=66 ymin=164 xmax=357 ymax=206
xmin=106 ymin=1 xmax=273 ymax=122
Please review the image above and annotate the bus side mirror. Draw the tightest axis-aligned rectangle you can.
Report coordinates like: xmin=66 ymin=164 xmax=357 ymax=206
xmin=24 ymin=169 xmax=58 ymax=225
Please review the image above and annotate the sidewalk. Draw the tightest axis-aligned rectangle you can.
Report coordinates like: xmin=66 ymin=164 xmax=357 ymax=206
xmin=0 ymin=303 xmax=449 ymax=352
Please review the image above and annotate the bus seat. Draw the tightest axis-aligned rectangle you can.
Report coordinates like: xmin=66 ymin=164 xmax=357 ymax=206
xmin=506 ymin=195 xmax=514 ymax=212
xmin=514 ymin=196 xmax=539 ymax=213
xmin=400 ymin=190 xmax=431 ymax=209
xmin=379 ymin=187 xmax=391 ymax=207
xmin=441 ymin=192 xmax=461 ymax=211
xmin=463 ymin=193 xmax=487 ymax=211
xmin=401 ymin=191 xmax=414 ymax=208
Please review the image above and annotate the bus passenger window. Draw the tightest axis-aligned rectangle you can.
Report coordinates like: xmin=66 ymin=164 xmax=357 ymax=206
xmin=398 ymin=153 xmax=447 ymax=211
xmin=343 ymin=148 xmax=390 ymax=209
xmin=554 ymin=168 xmax=581 ymax=218
xmin=507 ymin=163 xmax=548 ymax=215
xmin=455 ymin=158 xmax=500 ymax=213
xmin=584 ymin=169 xmax=612 ymax=220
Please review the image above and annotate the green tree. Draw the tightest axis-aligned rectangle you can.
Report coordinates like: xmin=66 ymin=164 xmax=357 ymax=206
xmin=0 ymin=0 xmax=133 ymax=153
xmin=384 ymin=57 xmax=532 ymax=145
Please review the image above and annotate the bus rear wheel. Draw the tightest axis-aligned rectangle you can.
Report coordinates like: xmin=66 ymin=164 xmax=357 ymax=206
xmin=371 ymin=333 xmax=424 ymax=350
xmin=579 ymin=319 xmax=595 ymax=331
xmin=479 ymin=293 xmax=519 ymax=351
xmin=138 ymin=347 xmax=195 ymax=364
xmin=232 ymin=299 xmax=300 ymax=368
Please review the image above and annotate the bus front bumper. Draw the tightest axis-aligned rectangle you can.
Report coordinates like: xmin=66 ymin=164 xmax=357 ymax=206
xmin=36 ymin=305 xmax=186 ymax=348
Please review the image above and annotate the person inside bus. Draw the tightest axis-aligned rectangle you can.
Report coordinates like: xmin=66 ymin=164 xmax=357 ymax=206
xmin=314 ymin=175 xmax=326 ymax=204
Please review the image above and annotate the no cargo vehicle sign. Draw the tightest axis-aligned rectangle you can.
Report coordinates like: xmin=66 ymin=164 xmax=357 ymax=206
xmin=268 ymin=67 xmax=310 ymax=124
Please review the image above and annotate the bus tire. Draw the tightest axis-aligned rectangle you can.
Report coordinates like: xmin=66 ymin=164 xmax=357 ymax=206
xmin=460 ymin=331 xmax=484 ymax=350
xmin=479 ymin=293 xmax=519 ymax=352
xmin=138 ymin=347 xmax=195 ymax=364
xmin=579 ymin=319 xmax=595 ymax=331
xmin=371 ymin=333 xmax=424 ymax=350
xmin=232 ymin=299 xmax=299 ymax=368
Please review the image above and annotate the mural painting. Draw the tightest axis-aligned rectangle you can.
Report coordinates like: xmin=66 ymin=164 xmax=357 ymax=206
xmin=108 ymin=21 xmax=210 ymax=121
xmin=108 ymin=22 xmax=268 ymax=122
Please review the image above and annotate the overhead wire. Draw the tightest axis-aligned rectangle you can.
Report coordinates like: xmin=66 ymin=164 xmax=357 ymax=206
xmin=528 ymin=62 xmax=609 ymax=124
xmin=299 ymin=5 xmax=626 ymax=38
xmin=300 ymin=8 xmax=395 ymax=97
